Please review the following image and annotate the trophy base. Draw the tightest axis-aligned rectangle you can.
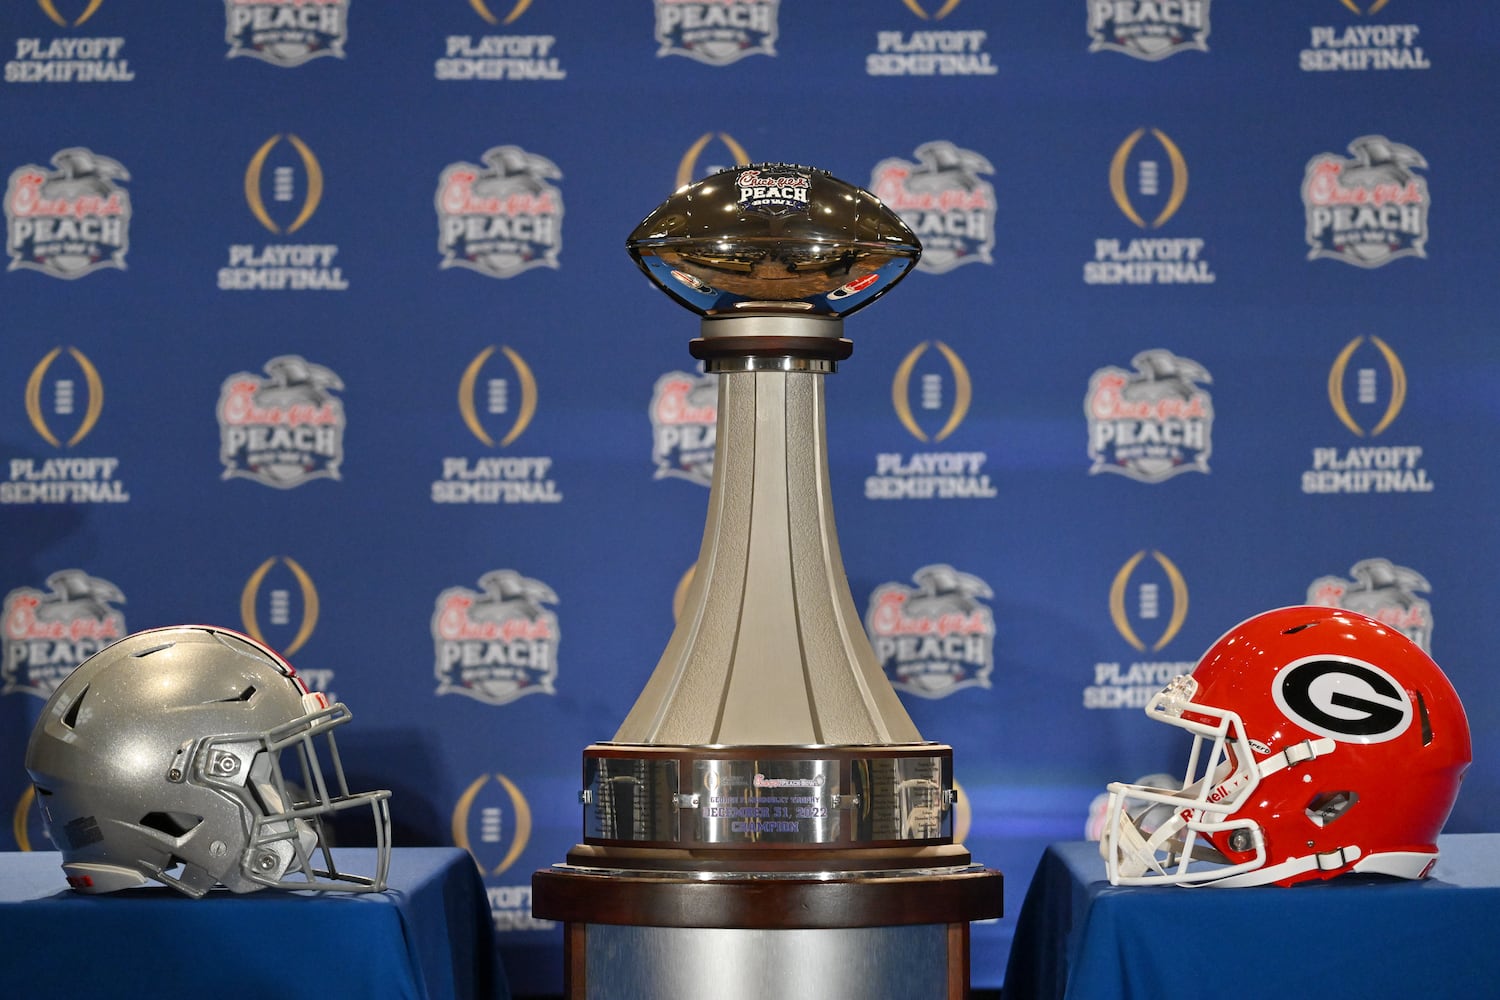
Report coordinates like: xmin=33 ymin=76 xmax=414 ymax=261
xmin=532 ymin=863 xmax=1002 ymax=1000
xmin=576 ymin=742 xmax=963 ymax=864
xmin=533 ymin=742 xmax=1003 ymax=997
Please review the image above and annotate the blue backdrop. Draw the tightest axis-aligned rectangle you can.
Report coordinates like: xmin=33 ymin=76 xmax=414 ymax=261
xmin=4 ymin=2 xmax=1497 ymax=994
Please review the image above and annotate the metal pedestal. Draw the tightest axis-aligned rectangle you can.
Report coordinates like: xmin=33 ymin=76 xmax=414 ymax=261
xmin=534 ymin=864 xmax=1000 ymax=1000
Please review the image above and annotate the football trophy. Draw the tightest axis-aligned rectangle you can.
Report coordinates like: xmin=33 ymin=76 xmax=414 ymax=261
xmin=532 ymin=164 xmax=1002 ymax=999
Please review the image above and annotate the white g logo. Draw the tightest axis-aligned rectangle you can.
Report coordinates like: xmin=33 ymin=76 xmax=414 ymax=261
xmin=1273 ymin=656 xmax=1413 ymax=744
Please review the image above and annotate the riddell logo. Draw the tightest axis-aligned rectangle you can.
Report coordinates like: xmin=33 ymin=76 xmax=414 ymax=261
xmin=1109 ymin=550 xmax=1188 ymax=653
xmin=240 ymin=556 xmax=320 ymax=657
xmin=676 ymin=132 xmax=750 ymax=188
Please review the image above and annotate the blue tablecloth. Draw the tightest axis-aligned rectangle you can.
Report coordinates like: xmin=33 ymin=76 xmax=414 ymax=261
xmin=0 ymin=847 xmax=508 ymax=1000
xmin=1003 ymin=834 xmax=1500 ymax=1000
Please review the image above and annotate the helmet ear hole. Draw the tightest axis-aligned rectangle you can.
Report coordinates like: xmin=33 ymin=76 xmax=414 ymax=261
xmin=1305 ymin=791 xmax=1358 ymax=827
xmin=139 ymin=811 xmax=205 ymax=838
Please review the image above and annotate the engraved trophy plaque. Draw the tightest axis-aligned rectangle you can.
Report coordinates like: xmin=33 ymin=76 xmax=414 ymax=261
xmin=532 ymin=164 xmax=1002 ymax=1000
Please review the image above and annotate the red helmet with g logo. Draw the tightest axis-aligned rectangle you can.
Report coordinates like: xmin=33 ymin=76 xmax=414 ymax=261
xmin=1100 ymin=605 xmax=1471 ymax=887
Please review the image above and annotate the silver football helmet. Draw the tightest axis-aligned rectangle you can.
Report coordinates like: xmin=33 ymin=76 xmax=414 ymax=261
xmin=25 ymin=625 xmax=392 ymax=897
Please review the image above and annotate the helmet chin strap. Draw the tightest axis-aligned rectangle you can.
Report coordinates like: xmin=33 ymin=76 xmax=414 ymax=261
xmin=153 ymin=860 xmax=222 ymax=898
xmin=1208 ymin=845 xmax=1363 ymax=887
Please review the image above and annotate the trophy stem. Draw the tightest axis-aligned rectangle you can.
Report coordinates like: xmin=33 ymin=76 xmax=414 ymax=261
xmin=615 ymin=317 xmax=922 ymax=747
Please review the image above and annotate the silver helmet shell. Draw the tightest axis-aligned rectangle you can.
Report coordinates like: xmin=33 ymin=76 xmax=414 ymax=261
xmin=25 ymin=625 xmax=391 ymax=897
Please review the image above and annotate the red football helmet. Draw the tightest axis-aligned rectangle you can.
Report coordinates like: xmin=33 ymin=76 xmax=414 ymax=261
xmin=1100 ymin=606 xmax=1471 ymax=887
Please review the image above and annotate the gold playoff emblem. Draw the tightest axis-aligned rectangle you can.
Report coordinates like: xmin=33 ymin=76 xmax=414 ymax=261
xmin=452 ymin=773 xmax=532 ymax=876
xmin=1328 ymin=336 xmax=1405 ymax=437
xmin=1110 ymin=128 xmax=1189 ymax=229
xmin=240 ymin=556 xmax=320 ymax=656
xmin=26 ymin=346 xmax=103 ymax=447
xmin=458 ymin=346 xmax=538 ymax=447
xmin=1110 ymin=550 xmax=1188 ymax=653
xmin=244 ymin=134 xmax=323 ymax=235
xmin=891 ymin=341 xmax=972 ymax=443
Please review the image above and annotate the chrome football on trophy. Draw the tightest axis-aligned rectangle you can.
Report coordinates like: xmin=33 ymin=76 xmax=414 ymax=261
xmin=532 ymin=164 xmax=1002 ymax=1000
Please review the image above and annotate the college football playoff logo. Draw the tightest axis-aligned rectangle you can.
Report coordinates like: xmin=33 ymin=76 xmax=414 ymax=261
xmin=1110 ymin=128 xmax=1188 ymax=229
xmin=1109 ymin=551 xmax=1187 ymax=652
xmin=891 ymin=341 xmax=971 ymax=443
xmin=240 ymin=556 xmax=320 ymax=656
xmin=25 ymin=346 xmax=103 ymax=447
xmin=451 ymin=772 xmax=532 ymax=875
xmin=244 ymin=134 xmax=323 ymax=234
xmin=458 ymin=346 xmax=538 ymax=447
xmin=1328 ymin=335 xmax=1404 ymax=436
